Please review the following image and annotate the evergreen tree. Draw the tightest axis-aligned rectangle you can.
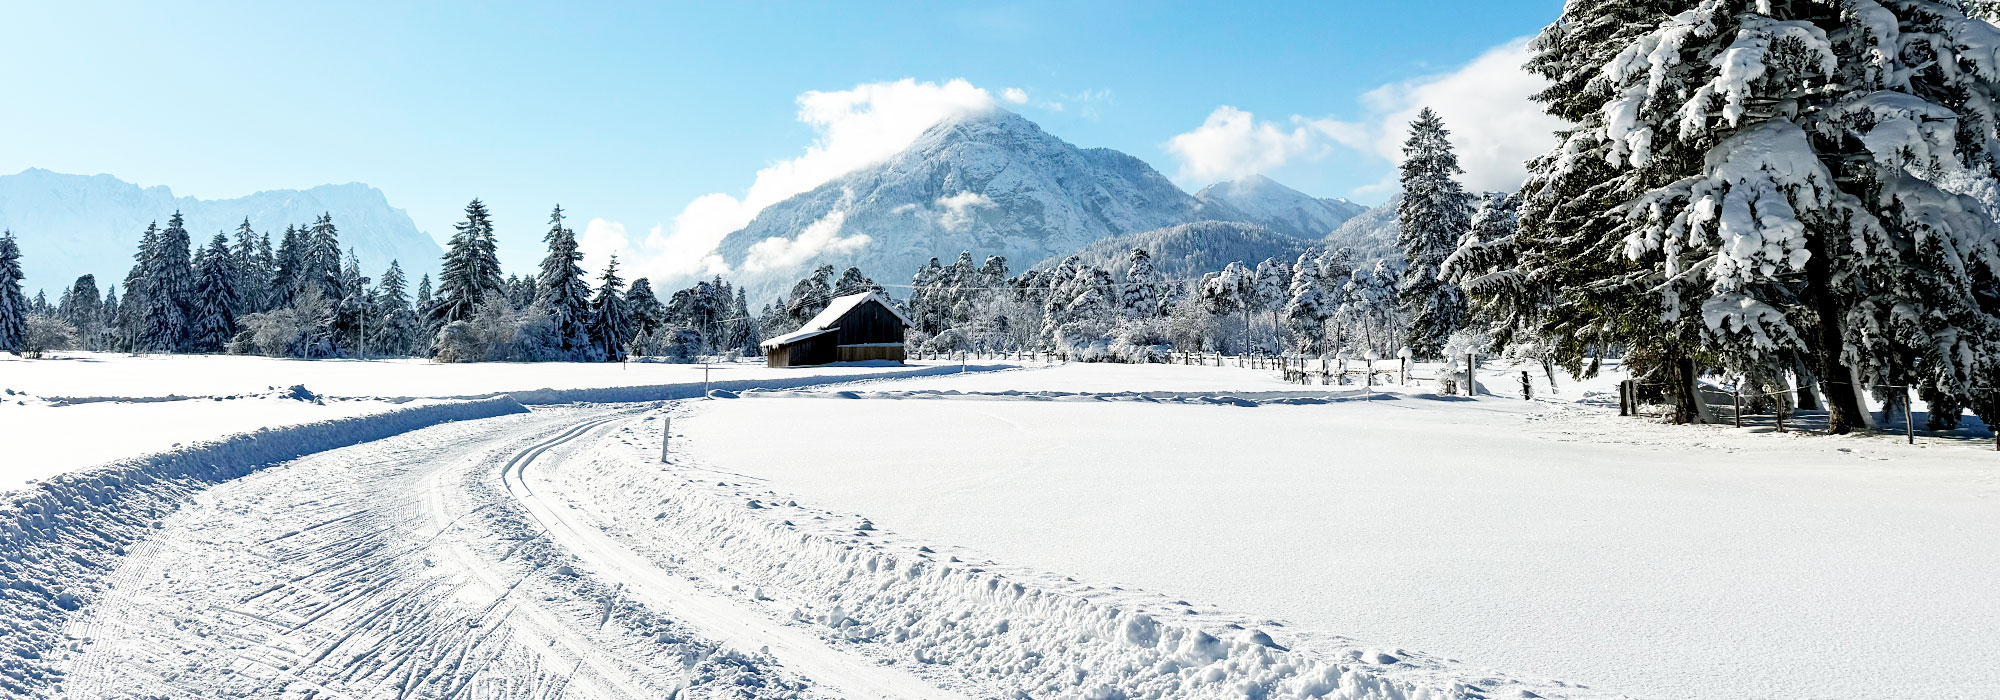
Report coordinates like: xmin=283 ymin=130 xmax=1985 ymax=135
xmin=1120 ymin=248 xmax=1162 ymax=318
xmin=834 ymin=266 xmax=879 ymax=296
xmin=533 ymin=204 xmax=592 ymax=355
xmin=1518 ymin=0 xmax=2000 ymax=431
xmin=118 ymin=223 xmax=158 ymax=353
xmin=0 ymin=230 xmax=23 ymax=355
xmin=1396 ymin=108 xmax=1472 ymax=359
xmin=1283 ymin=249 xmax=1332 ymax=352
xmin=188 ymin=232 xmax=238 ymax=352
xmin=588 ymin=255 xmax=634 ymax=361
xmin=60 ymin=274 xmax=103 ymax=350
xmin=1443 ymin=192 xmax=1538 ymax=346
xmin=413 ymin=273 xmax=436 ymax=353
xmin=301 ymin=213 xmax=344 ymax=303
xmin=625 ymin=278 xmax=665 ymax=338
xmin=784 ymin=264 xmax=836 ymax=327
xmin=432 ymin=198 xmax=504 ymax=327
xmin=230 ymin=218 xmax=264 ymax=315
xmin=730 ymin=286 xmax=757 ymax=353
xmin=140 ymin=212 xmax=195 ymax=353
xmin=371 ymin=260 xmax=419 ymax=356
xmin=272 ymin=224 xmax=303 ymax=309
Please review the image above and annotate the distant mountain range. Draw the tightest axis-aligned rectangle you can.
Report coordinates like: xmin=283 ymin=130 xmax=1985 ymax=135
xmin=707 ymin=108 xmax=1397 ymax=302
xmin=1 ymin=109 xmax=1402 ymax=301
xmin=0 ymin=168 xmax=440 ymax=292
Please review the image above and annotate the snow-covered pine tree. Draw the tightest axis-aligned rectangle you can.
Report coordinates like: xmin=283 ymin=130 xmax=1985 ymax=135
xmin=229 ymin=218 xmax=264 ymax=316
xmin=1253 ymin=256 xmax=1291 ymax=350
xmin=534 ymin=205 xmax=592 ymax=357
xmin=1396 ymin=108 xmax=1472 ymax=359
xmin=141 ymin=212 xmax=195 ymax=353
xmin=1442 ymin=192 xmax=1542 ymax=346
xmin=369 ymin=260 xmax=418 ymax=356
xmin=730 ymin=286 xmax=757 ymax=354
xmin=432 ymin=199 xmax=504 ymax=328
xmin=60 ymin=274 xmax=103 ymax=349
xmin=413 ymin=273 xmax=436 ymax=354
xmin=1120 ymin=248 xmax=1162 ymax=319
xmin=1283 ymin=249 xmax=1332 ymax=353
xmin=271 ymin=224 xmax=303 ymax=310
xmin=588 ymin=255 xmax=634 ymax=361
xmin=835 ymin=266 xmax=879 ymax=297
xmin=784 ymin=264 xmax=836 ymax=328
xmin=1521 ymin=0 xmax=2000 ymax=431
xmin=301 ymin=213 xmax=344 ymax=304
xmin=625 ymin=278 xmax=665 ymax=340
xmin=187 ymin=232 xmax=239 ymax=353
xmin=0 ymin=230 xmax=23 ymax=355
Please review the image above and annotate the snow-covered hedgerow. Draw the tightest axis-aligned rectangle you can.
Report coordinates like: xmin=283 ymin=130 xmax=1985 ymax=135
xmin=0 ymin=396 xmax=528 ymax=695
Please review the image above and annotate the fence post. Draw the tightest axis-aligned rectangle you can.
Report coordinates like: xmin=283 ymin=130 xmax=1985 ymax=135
xmin=1906 ymin=390 xmax=1916 ymax=445
xmin=1776 ymin=401 xmax=1786 ymax=433
xmin=660 ymin=416 xmax=671 ymax=462
xmin=1521 ymin=370 xmax=1532 ymax=401
xmin=1465 ymin=353 xmax=1476 ymax=397
xmin=1619 ymin=381 xmax=1630 ymax=416
xmin=1733 ymin=383 xmax=1742 ymax=429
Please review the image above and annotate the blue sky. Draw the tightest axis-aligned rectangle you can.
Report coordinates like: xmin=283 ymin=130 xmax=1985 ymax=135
xmin=0 ymin=1 xmax=1564 ymax=278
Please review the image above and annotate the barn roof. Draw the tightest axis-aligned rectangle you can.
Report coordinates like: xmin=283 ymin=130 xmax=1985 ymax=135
xmin=758 ymin=291 xmax=911 ymax=349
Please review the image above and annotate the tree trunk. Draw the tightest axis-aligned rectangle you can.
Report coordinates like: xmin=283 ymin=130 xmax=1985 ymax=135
xmin=1793 ymin=363 xmax=1822 ymax=411
xmin=1669 ymin=354 xmax=1701 ymax=424
xmin=1803 ymin=233 xmax=1865 ymax=434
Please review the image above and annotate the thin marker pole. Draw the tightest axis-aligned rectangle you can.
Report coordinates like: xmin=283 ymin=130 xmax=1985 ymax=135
xmin=1906 ymin=390 xmax=1916 ymax=445
xmin=660 ymin=416 xmax=671 ymax=462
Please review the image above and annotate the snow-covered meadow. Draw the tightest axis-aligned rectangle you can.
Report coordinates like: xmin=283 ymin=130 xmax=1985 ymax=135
xmin=0 ymin=352 xmax=985 ymax=489
xmin=669 ymin=363 xmax=2000 ymax=700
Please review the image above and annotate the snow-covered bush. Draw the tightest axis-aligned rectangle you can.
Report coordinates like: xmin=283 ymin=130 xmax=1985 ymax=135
xmin=22 ymin=315 xmax=78 ymax=358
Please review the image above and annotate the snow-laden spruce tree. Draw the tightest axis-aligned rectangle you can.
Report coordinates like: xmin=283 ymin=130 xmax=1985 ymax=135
xmin=1397 ymin=108 xmax=1474 ymax=358
xmin=625 ymin=278 xmax=665 ymax=339
xmin=300 ymin=213 xmax=343 ymax=304
xmin=1283 ymin=249 xmax=1332 ymax=353
xmin=432 ymin=199 xmax=505 ymax=329
xmin=1119 ymin=248 xmax=1163 ymax=318
xmin=534 ymin=205 xmax=592 ymax=357
xmin=140 ymin=213 xmax=195 ymax=353
xmin=369 ymin=260 xmax=418 ymax=356
xmin=187 ymin=232 xmax=238 ymax=353
xmin=0 ymin=230 xmax=23 ymax=355
xmin=59 ymin=274 xmax=102 ymax=349
xmin=1253 ymin=256 xmax=1291 ymax=350
xmin=589 ymin=255 xmax=634 ymax=361
xmin=1519 ymin=0 xmax=2000 ymax=431
xmin=1443 ymin=192 xmax=1543 ymax=346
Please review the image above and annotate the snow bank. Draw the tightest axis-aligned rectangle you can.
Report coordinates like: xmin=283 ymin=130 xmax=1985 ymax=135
xmin=559 ymin=414 xmax=1611 ymax=700
xmin=496 ymin=363 xmax=1011 ymax=405
xmin=0 ymin=396 xmax=528 ymax=694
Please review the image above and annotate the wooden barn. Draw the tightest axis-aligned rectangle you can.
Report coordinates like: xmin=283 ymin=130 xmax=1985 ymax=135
xmin=760 ymin=291 xmax=911 ymax=367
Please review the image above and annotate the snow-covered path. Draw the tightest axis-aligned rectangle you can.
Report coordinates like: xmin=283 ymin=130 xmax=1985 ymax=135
xmin=501 ymin=413 xmax=975 ymax=700
xmin=47 ymin=404 xmax=969 ymax=699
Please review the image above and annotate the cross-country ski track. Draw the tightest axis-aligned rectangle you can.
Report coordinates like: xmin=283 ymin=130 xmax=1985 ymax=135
xmin=47 ymin=402 xmax=973 ymax=700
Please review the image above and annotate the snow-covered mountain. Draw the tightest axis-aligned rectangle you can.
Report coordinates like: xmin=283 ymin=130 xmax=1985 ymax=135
xmin=0 ymin=168 xmax=441 ymax=292
xmin=1036 ymin=221 xmax=1315 ymax=281
xmin=1193 ymin=174 xmax=1368 ymax=239
xmin=710 ymin=109 xmax=1204 ymax=303
xmin=1324 ymin=194 xmax=1403 ymax=265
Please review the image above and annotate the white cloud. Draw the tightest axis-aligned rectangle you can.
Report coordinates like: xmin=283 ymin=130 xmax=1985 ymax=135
xmin=1165 ymin=37 xmax=1563 ymax=194
xmin=741 ymin=210 xmax=872 ymax=274
xmin=1001 ymin=87 xmax=1029 ymax=104
xmin=632 ymin=78 xmax=999 ymax=283
xmin=934 ymin=191 xmax=995 ymax=232
xmin=577 ymin=218 xmax=630 ymax=278
xmin=1165 ymin=106 xmax=1329 ymax=183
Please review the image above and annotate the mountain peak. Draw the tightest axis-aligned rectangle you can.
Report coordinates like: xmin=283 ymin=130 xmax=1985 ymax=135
xmin=1192 ymin=174 xmax=1366 ymax=239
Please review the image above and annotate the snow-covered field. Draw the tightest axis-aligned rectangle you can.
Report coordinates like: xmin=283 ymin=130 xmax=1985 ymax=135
xmin=675 ymin=364 xmax=2000 ymax=700
xmin=8 ymin=357 xmax=1995 ymax=699
xmin=0 ymin=352 xmax=990 ymax=490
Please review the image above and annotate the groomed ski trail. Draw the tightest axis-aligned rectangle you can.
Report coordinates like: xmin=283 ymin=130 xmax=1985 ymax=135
xmin=46 ymin=403 xmax=968 ymax=699
xmin=498 ymin=411 xmax=977 ymax=700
